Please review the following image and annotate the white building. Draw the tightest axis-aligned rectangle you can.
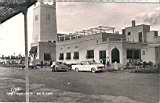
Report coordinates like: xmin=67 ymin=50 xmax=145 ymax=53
xmin=30 ymin=1 xmax=160 ymax=65
xmin=30 ymin=1 xmax=57 ymax=64
xmin=123 ymin=21 xmax=160 ymax=64
xmin=56 ymin=21 xmax=160 ymax=65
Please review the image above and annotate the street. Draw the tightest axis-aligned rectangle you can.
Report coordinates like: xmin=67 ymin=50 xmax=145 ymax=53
xmin=0 ymin=67 xmax=159 ymax=103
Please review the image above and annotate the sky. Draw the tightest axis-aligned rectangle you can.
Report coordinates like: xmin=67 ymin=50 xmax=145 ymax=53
xmin=0 ymin=2 xmax=159 ymax=56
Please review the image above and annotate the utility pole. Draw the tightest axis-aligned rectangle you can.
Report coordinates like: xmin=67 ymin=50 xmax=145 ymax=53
xmin=22 ymin=8 xmax=29 ymax=103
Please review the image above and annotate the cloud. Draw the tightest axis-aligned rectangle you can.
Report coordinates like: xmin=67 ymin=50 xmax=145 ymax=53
xmin=57 ymin=3 xmax=160 ymax=33
xmin=136 ymin=7 xmax=160 ymax=25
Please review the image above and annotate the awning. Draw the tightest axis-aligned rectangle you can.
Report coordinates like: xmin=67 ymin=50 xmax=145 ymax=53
xmin=29 ymin=46 xmax=37 ymax=54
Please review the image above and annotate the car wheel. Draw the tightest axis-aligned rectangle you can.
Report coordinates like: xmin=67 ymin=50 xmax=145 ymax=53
xmin=91 ymin=68 xmax=96 ymax=73
xmin=75 ymin=68 xmax=79 ymax=72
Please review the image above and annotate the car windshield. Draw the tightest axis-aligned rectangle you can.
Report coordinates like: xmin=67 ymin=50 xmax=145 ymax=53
xmin=80 ymin=61 xmax=90 ymax=65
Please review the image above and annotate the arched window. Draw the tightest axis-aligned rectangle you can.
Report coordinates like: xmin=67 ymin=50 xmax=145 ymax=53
xmin=111 ymin=48 xmax=120 ymax=63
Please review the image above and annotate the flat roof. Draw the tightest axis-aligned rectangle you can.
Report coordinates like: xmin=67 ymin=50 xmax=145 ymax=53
xmin=124 ymin=24 xmax=150 ymax=29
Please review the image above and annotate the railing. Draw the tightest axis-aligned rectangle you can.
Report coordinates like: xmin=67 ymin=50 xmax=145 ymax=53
xmin=57 ymin=34 xmax=83 ymax=41
xmin=102 ymin=37 xmax=126 ymax=43
xmin=57 ymin=25 xmax=115 ymax=42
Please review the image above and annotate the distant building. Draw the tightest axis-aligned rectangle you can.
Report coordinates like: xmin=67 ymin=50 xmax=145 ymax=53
xmin=30 ymin=1 xmax=160 ymax=65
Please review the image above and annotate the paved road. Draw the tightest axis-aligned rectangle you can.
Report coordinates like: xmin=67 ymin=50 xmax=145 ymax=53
xmin=0 ymin=67 xmax=159 ymax=103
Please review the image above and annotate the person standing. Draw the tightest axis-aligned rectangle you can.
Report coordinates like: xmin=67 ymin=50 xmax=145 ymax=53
xmin=114 ymin=61 xmax=118 ymax=70
xmin=51 ymin=61 xmax=56 ymax=72
xmin=40 ymin=61 xmax=43 ymax=68
xmin=106 ymin=57 xmax=110 ymax=66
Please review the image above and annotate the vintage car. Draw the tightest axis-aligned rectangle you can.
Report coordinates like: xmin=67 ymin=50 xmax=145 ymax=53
xmin=51 ymin=62 xmax=70 ymax=72
xmin=71 ymin=61 xmax=105 ymax=73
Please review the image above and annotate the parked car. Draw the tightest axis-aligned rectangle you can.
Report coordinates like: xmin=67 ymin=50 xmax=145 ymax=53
xmin=51 ymin=62 xmax=70 ymax=72
xmin=71 ymin=61 xmax=105 ymax=73
xmin=29 ymin=63 xmax=37 ymax=69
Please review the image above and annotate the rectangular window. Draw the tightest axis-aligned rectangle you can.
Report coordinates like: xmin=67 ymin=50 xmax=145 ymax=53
xmin=65 ymin=36 xmax=70 ymax=40
xmin=99 ymin=50 xmax=106 ymax=59
xmin=59 ymin=53 xmax=64 ymax=60
xmin=122 ymin=29 xmax=125 ymax=35
xmin=44 ymin=53 xmax=51 ymax=61
xmin=127 ymin=49 xmax=133 ymax=59
xmin=154 ymin=31 xmax=158 ymax=37
xmin=73 ymin=52 xmax=79 ymax=59
xmin=139 ymin=32 xmax=143 ymax=42
xmin=102 ymin=33 xmax=108 ymax=42
xmin=128 ymin=32 xmax=131 ymax=36
xmin=86 ymin=50 xmax=94 ymax=59
xmin=35 ymin=15 xmax=38 ymax=21
xmin=127 ymin=49 xmax=141 ymax=59
xmin=59 ymin=37 xmax=64 ymax=41
xmin=66 ymin=52 xmax=71 ymax=60
xmin=134 ymin=49 xmax=141 ymax=59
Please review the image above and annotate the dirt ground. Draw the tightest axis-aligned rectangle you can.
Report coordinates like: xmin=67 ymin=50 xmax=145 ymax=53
xmin=0 ymin=67 xmax=159 ymax=103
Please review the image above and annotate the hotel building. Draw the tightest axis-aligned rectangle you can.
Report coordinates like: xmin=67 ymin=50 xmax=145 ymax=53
xmin=30 ymin=1 xmax=160 ymax=65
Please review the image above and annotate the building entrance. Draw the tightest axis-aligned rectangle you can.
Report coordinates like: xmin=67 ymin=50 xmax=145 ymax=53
xmin=111 ymin=48 xmax=120 ymax=63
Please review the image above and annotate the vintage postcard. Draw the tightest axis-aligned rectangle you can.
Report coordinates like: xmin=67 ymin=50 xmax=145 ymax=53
xmin=0 ymin=0 xmax=159 ymax=103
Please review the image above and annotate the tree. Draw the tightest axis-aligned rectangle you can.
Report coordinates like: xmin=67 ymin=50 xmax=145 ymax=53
xmin=1 ymin=55 xmax=4 ymax=59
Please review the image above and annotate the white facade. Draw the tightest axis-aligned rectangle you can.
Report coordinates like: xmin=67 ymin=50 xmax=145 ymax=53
xmin=30 ymin=2 xmax=160 ymax=65
xmin=57 ymin=33 xmax=125 ymax=64
xmin=32 ymin=2 xmax=57 ymax=43
xmin=141 ymin=45 xmax=160 ymax=64
xmin=123 ymin=21 xmax=150 ymax=43
xmin=123 ymin=21 xmax=160 ymax=64
xmin=56 ymin=21 xmax=160 ymax=65
xmin=30 ymin=1 xmax=57 ymax=63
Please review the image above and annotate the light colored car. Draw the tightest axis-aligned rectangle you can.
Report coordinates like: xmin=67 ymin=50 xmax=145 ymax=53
xmin=72 ymin=61 xmax=104 ymax=73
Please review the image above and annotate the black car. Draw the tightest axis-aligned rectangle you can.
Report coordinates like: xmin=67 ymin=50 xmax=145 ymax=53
xmin=51 ymin=62 xmax=70 ymax=72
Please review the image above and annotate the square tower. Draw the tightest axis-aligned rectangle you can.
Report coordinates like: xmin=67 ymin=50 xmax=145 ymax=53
xmin=32 ymin=1 xmax=57 ymax=43
xmin=30 ymin=1 xmax=57 ymax=64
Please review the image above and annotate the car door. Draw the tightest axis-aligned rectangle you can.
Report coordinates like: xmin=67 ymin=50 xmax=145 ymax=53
xmin=74 ymin=63 xmax=82 ymax=71
xmin=87 ymin=63 xmax=93 ymax=71
xmin=82 ymin=63 xmax=87 ymax=71
xmin=83 ymin=62 xmax=90 ymax=71
xmin=80 ymin=63 xmax=85 ymax=71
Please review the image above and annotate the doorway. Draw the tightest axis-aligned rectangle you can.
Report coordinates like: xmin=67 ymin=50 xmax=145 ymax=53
xmin=111 ymin=48 xmax=120 ymax=63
